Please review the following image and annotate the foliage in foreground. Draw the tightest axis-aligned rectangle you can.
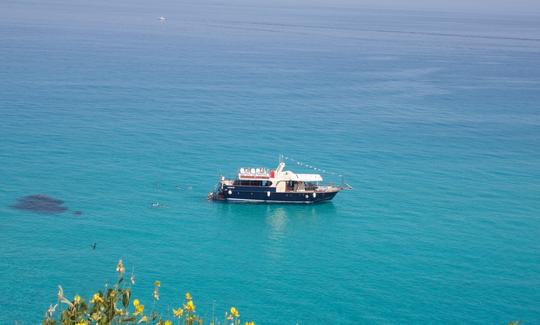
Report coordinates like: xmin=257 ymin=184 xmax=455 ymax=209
xmin=43 ymin=260 xmax=254 ymax=325
xmin=41 ymin=260 xmax=524 ymax=325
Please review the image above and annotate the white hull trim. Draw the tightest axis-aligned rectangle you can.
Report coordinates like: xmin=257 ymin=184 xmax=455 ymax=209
xmin=226 ymin=198 xmax=315 ymax=204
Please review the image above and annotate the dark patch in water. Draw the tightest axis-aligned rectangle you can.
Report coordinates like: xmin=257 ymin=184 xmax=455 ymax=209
xmin=10 ymin=194 xmax=68 ymax=214
xmin=73 ymin=210 xmax=82 ymax=216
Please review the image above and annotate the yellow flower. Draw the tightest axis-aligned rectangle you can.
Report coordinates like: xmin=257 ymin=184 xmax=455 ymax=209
xmin=135 ymin=304 xmax=144 ymax=315
xmin=74 ymin=295 xmax=81 ymax=305
xmin=230 ymin=307 xmax=239 ymax=318
xmin=116 ymin=259 xmax=125 ymax=275
xmin=91 ymin=293 xmax=104 ymax=304
xmin=154 ymin=280 xmax=161 ymax=287
xmin=91 ymin=312 xmax=101 ymax=321
xmin=75 ymin=321 xmax=88 ymax=325
xmin=173 ymin=308 xmax=184 ymax=318
xmin=164 ymin=321 xmax=172 ymax=325
xmin=184 ymin=300 xmax=195 ymax=312
xmin=133 ymin=299 xmax=144 ymax=315
xmin=245 ymin=322 xmax=255 ymax=325
xmin=185 ymin=292 xmax=192 ymax=301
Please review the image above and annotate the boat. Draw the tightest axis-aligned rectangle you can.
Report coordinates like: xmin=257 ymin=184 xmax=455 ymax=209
xmin=208 ymin=159 xmax=350 ymax=203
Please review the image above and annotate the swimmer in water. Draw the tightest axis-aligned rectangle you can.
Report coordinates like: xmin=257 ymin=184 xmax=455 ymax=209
xmin=151 ymin=202 xmax=167 ymax=208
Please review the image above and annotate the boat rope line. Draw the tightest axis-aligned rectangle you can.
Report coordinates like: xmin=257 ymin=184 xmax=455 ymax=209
xmin=281 ymin=155 xmax=342 ymax=177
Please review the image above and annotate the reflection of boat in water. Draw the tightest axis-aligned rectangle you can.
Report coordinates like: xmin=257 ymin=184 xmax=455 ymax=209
xmin=208 ymin=159 xmax=351 ymax=204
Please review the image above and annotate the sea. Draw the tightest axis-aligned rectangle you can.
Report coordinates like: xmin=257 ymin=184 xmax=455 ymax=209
xmin=1 ymin=0 xmax=539 ymax=324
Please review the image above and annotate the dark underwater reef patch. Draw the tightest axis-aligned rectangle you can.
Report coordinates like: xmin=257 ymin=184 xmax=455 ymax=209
xmin=10 ymin=194 xmax=68 ymax=214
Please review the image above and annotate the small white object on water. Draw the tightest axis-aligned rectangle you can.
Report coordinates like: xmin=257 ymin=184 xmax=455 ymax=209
xmin=151 ymin=202 xmax=167 ymax=208
xmin=158 ymin=16 xmax=167 ymax=22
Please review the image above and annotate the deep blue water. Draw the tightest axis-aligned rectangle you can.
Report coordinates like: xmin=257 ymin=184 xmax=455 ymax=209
xmin=1 ymin=1 xmax=540 ymax=324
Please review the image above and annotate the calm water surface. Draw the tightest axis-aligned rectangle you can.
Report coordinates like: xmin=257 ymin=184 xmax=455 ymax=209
xmin=1 ymin=1 xmax=539 ymax=324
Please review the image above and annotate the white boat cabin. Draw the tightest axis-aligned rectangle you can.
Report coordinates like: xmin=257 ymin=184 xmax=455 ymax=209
xmin=234 ymin=162 xmax=326 ymax=193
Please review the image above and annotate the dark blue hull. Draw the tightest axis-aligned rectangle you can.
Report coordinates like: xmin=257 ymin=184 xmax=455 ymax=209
xmin=215 ymin=185 xmax=338 ymax=203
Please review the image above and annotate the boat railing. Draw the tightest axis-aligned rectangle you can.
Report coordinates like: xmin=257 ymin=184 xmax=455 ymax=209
xmin=238 ymin=167 xmax=270 ymax=176
xmin=280 ymin=185 xmax=341 ymax=193
xmin=316 ymin=185 xmax=345 ymax=192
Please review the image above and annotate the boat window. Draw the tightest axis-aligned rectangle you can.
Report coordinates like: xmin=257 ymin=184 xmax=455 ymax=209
xmin=233 ymin=180 xmax=265 ymax=186
xmin=305 ymin=182 xmax=317 ymax=191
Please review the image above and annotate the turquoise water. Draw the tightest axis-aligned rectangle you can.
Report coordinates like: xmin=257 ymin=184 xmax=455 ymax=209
xmin=1 ymin=1 xmax=540 ymax=323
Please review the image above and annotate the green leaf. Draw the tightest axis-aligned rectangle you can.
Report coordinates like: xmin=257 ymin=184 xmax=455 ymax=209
xmin=122 ymin=288 xmax=131 ymax=308
xmin=123 ymin=316 xmax=136 ymax=322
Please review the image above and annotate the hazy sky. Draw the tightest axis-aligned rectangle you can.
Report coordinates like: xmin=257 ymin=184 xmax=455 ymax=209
xmin=226 ymin=0 xmax=540 ymax=14
xmin=2 ymin=0 xmax=540 ymax=15
xmin=1 ymin=0 xmax=539 ymax=20
xmin=369 ymin=0 xmax=539 ymax=13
